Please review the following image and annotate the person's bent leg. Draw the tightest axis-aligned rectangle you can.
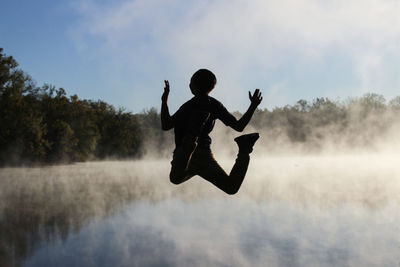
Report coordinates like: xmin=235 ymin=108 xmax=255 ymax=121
xmin=196 ymin=150 xmax=249 ymax=195
xmin=198 ymin=133 xmax=259 ymax=194
xmin=169 ymin=135 xmax=198 ymax=184
xmin=169 ymin=111 xmax=210 ymax=184
xmin=226 ymin=153 xmax=250 ymax=194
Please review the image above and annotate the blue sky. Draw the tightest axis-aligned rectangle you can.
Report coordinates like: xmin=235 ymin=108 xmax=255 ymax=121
xmin=1 ymin=0 xmax=400 ymax=113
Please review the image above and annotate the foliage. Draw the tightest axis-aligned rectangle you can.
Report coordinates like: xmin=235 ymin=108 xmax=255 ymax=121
xmin=0 ymin=48 xmax=143 ymax=164
xmin=137 ymin=107 xmax=174 ymax=158
xmin=249 ymin=94 xmax=400 ymax=152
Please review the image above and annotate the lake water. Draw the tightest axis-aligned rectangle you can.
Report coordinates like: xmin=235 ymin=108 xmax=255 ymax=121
xmin=1 ymin=154 xmax=400 ymax=267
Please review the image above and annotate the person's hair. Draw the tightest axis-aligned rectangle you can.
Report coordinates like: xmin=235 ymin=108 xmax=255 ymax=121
xmin=190 ymin=69 xmax=217 ymax=94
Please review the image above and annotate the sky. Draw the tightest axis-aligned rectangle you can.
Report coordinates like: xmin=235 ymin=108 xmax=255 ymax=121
xmin=1 ymin=0 xmax=400 ymax=113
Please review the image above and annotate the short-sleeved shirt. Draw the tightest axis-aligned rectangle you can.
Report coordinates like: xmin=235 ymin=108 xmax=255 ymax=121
xmin=172 ymin=95 xmax=237 ymax=148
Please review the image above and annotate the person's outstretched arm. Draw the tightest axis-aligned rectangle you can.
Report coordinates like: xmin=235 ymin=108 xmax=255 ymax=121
xmin=161 ymin=80 xmax=174 ymax=130
xmin=230 ymin=89 xmax=263 ymax=132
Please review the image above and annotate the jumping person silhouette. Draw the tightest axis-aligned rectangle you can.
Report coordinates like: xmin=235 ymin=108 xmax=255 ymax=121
xmin=161 ymin=69 xmax=262 ymax=194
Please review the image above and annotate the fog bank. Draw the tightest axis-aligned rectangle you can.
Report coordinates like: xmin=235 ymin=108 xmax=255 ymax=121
xmin=1 ymin=155 xmax=400 ymax=266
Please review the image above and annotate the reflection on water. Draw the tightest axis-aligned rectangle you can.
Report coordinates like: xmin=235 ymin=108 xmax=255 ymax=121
xmin=1 ymin=155 xmax=400 ymax=267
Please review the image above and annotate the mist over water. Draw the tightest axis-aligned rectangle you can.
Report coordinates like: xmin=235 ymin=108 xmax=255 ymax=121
xmin=2 ymin=94 xmax=400 ymax=267
xmin=1 ymin=148 xmax=400 ymax=266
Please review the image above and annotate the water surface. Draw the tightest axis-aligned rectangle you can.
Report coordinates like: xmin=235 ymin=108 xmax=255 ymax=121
xmin=1 ymin=155 xmax=399 ymax=266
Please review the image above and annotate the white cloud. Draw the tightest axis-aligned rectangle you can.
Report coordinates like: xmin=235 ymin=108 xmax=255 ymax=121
xmin=70 ymin=0 xmax=400 ymax=111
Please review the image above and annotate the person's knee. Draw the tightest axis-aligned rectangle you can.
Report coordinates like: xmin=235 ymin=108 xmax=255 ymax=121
xmin=170 ymin=176 xmax=181 ymax=185
xmin=170 ymin=173 xmax=184 ymax=185
xmin=225 ymin=186 xmax=239 ymax=195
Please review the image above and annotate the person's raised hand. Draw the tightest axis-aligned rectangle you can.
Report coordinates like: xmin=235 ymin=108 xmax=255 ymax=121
xmin=162 ymin=80 xmax=170 ymax=103
xmin=249 ymin=89 xmax=263 ymax=107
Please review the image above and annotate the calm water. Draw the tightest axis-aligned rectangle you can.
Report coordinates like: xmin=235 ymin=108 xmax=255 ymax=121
xmin=1 ymin=155 xmax=400 ymax=267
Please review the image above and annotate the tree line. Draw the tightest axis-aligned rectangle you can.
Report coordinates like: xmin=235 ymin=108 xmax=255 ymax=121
xmin=248 ymin=93 xmax=400 ymax=153
xmin=1 ymin=48 xmax=400 ymax=165
xmin=0 ymin=48 xmax=172 ymax=165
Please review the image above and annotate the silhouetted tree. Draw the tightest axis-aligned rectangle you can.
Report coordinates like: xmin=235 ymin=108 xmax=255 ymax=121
xmin=0 ymin=48 xmax=142 ymax=164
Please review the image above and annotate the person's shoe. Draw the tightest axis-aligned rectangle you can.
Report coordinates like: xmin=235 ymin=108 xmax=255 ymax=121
xmin=234 ymin=133 xmax=260 ymax=154
xmin=188 ymin=111 xmax=210 ymax=136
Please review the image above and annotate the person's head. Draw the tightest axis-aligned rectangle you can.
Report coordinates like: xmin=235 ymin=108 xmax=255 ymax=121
xmin=190 ymin=69 xmax=217 ymax=96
